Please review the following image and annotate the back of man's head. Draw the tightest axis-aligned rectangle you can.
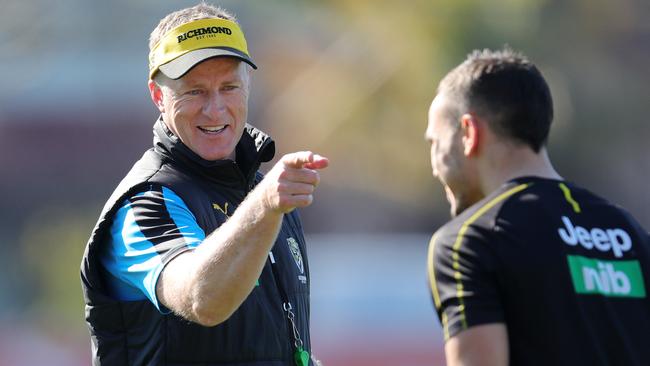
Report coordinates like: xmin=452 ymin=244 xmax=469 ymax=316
xmin=439 ymin=47 xmax=554 ymax=153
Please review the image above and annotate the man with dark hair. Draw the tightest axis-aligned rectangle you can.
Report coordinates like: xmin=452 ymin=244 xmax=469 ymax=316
xmin=81 ymin=4 xmax=326 ymax=365
xmin=425 ymin=47 xmax=650 ymax=365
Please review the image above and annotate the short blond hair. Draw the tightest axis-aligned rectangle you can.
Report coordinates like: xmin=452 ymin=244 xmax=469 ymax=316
xmin=149 ymin=2 xmax=238 ymax=51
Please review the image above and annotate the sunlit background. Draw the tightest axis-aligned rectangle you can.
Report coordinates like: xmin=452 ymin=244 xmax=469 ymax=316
xmin=1 ymin=0 xmax=649 ymax=365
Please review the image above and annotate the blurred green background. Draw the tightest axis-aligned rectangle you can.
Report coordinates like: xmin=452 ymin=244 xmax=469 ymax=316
xmin=1 ymin=0 xmax=648 ymax=365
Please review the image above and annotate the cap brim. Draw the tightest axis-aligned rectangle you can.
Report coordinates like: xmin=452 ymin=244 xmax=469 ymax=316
xmin=158 ymin=47 xmax=257 ymax=80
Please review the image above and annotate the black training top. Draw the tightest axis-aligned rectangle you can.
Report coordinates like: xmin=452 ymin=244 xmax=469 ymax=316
xmin=428 ymin=176 xmax=650 ymax=366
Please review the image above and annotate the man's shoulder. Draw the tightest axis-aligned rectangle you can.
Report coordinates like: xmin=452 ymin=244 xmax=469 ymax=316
xmin=495 ymin=178 xmax=630 ymax=225
xmin=436 ymin=181 xmax=533 ymax=240
xmin=113 ymin=149 xmax=166 ymax=194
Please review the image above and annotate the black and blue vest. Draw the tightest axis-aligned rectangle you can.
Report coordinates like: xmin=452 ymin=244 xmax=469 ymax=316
xmin=81 ymin=119 xmax=312 ymax=365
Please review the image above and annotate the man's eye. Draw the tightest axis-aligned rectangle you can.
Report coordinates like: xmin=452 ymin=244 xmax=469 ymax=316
xmin=222 ymin=85 xmax=238 ymax=91
xmin=187 ymin=89 xmax=203 ymax=95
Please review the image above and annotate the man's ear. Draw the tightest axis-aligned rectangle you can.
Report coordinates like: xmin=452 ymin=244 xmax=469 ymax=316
xmin=148 ymin=80 xmax=165 ymax=113
xmin=460 ymin=113 xmax=480 ymax=156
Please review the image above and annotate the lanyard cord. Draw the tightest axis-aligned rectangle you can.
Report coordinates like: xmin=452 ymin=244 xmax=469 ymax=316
xmin=268 ymin=251 xmax=305 ymax=352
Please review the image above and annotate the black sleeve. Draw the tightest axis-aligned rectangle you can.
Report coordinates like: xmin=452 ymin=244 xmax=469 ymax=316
xmin=428 ymin=225 xmax=505 ymax=339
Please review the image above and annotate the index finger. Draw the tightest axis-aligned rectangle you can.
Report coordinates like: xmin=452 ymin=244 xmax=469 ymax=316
xmin=281 ymin=151 xmax=315 ymax=168
xmin=303 ymin=154 xmax=329 ymax=170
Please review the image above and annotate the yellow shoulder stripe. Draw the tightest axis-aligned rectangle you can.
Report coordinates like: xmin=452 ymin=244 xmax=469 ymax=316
xmin=558 ymin=182 xmax=581 ymax=213
xmin=427 ymin=232 xmax=448 ymax=338
xmin=427 ymin=232 xmax=441 ymax=308
xmin=429 ymin=183 xmax=530 ymax=338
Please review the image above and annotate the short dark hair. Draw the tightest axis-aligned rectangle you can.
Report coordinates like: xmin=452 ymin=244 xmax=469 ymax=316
xmin=438 ymin=47 xmax=554 ymax=152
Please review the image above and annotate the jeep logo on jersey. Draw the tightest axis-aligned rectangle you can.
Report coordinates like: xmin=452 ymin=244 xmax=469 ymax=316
xmin=558 ymin=216 xmax=632 ymax=258
xmin=286 ymin=238 xmax=304 ymax=274
xmin=567 ymin=255 xmax=646 ymax=298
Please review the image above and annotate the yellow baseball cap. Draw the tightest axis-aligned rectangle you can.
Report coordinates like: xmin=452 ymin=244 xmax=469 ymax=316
xmin=148 ymin=17 xmax=257 ymax=80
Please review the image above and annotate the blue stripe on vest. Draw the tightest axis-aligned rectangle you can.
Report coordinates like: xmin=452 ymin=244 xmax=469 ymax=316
xmin=99 ymin=185 xmax=205 ymax=311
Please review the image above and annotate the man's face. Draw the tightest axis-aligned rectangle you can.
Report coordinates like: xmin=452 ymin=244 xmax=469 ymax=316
xmin=426 ymin=94 xmax=480 ymax=216
xmin=153 ymin=57 xmax=251 ymax=161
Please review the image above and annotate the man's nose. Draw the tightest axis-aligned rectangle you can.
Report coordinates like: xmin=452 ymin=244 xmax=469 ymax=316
xmin=203 ymin=92 xmax=226 ymax=119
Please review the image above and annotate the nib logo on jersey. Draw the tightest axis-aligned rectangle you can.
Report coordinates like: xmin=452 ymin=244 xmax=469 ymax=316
xmin=558 ymin=216 xmax=646 ymax=298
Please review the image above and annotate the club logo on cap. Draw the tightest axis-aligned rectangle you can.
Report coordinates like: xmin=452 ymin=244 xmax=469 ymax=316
xmin=177 ymin=26 xmax=233 ymax=43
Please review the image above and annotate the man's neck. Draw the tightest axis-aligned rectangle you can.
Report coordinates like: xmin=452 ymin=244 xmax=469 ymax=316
xmin=479 ymin=145 xmax=562 ymax=195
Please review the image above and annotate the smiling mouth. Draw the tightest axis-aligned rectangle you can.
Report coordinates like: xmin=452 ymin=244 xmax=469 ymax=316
xmin=198 ymin=125 xmax=227 ymax=134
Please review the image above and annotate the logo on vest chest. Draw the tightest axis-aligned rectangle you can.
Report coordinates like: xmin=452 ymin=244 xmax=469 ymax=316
xmin=287 ymin=237 xmax=307 ymax=284
xmin=212 ymin=202 xmax=231 ymax=218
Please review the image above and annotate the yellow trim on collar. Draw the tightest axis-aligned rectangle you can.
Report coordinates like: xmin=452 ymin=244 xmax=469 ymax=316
xmin=148 ymin=18 xmax=251 ymax=79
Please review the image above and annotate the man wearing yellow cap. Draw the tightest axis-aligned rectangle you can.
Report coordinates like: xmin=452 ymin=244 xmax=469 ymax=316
xmin=81 ymin=4 xmax=327 ymax=365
